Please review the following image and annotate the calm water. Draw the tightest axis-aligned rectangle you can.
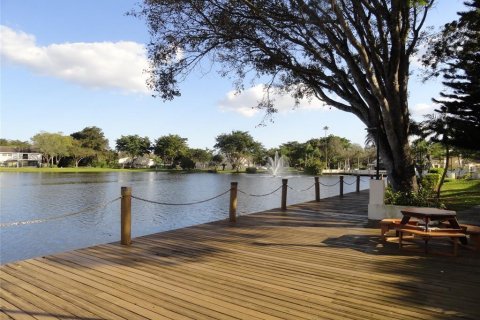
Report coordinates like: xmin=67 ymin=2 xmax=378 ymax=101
xmin=0 ymin=172 xmax=369 ymax=264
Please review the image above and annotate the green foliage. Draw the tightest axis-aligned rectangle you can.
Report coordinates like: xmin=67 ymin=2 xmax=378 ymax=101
xmin=421 ymin=173 xmax=441 ymax=191
xmin=71 ymin=126 xmax=109 ymax=151
xmin=154 ymin=134 xmax=188 ymax=165
xmin=214 ymin=131 xmax=262 ymax=171
xmin=188 ymin=148 xmax=212 ymax=165
xmin=0 ymin=139 xmax=31 ymax=148
xmin=422 ymin=0 xmax=480 ymax=151
xmin=384 ymin=186 xmax=443 ymax=208
xmin=31 ymin=132 xmax=73 ymax=166
xmin=115 ymin=135 xmax=151 ymax=160
xmin=428 ymin=167 xmax=445 ymax=176
xmin=303 ymin=158 xmax=323 ymax=175
xmin=179 ymin=157 xmax=195 ymax=170
xmin=245 ymin=167 xmax=257 ymax=174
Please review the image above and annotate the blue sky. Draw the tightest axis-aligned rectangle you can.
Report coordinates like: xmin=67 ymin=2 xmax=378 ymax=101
xmin=0 ymin=0 xmax=466 ymax=150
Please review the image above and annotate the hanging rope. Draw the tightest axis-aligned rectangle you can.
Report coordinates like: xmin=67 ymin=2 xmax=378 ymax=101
xmin=131 ymin=189 xmax=231 ymax=206
xmin=343 ymin=179 xmax=357 ymax=186
xmin=319 ymin=180 xmax=340 ymax=187
xmin=0 ymin=197 xmax=121 ymax=228
xmin=287 ymin=183 xmax=316 ymax=192
xmin=237 ymin=185 xmax=283 ymax=197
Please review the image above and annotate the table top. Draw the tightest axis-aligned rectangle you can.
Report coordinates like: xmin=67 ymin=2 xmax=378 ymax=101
xmin=401 ymin=207 xmax=456 ymax=218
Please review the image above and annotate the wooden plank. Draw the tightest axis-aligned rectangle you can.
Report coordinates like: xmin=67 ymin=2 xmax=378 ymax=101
xmin=1 ymin=191 xmax=479 ymax=320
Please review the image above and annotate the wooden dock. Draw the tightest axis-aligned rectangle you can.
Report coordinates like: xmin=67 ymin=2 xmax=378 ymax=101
xmin=1 ymin=191 xmax=479 ymax=319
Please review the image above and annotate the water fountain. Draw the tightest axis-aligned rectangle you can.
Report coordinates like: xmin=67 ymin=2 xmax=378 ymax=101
xmin=266 ymin=151 xmax=288 ymax=176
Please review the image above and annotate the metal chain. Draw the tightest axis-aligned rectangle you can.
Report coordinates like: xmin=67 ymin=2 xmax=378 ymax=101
xmin=0 ymin=197 xmax=121 ymax=228
xmin=237 ymin=185 xmax=283 ymax=197
xmin=131 ymin=189 xmax=231 ymax=206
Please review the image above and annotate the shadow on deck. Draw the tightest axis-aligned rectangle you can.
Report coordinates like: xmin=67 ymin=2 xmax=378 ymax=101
xmin=1 ymin=190 xmax=479 ymax=320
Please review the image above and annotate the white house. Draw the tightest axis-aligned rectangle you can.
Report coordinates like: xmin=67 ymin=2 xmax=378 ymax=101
xmin=0 ymin=146 xmax=42 ymax=167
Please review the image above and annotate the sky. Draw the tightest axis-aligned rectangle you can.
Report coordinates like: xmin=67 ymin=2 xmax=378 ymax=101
xmin=0 ymin=0 xmax=467 ymax=150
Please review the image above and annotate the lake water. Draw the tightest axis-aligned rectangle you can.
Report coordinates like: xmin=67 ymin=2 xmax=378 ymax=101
xmin=0 ymin=172 xmax=369 ymax=264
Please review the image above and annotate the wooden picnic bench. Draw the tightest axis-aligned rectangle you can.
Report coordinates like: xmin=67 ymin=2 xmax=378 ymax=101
xmin=398 ymin=227 xmax=466 ymax=256
xmin=440 ymin=222 xmax=480 ymax=251
xmin=379 ymin=218 xmax=418 ymax=241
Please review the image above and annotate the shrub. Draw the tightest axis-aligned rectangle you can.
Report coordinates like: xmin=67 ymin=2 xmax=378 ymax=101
xmin=428 ymin=167 xmax=445 ymax=176
xmin=179 ymin=157 xmax=195 ymax=170
xmin=304 ymin=159 xmax=323 ymax=175
xmin=421 ymin=173 xmax=441 ymax=191
xmin=245 ymin=167 xmax=257 ymax=174
xmin=384 ymin=186 xmax=443 ymax=208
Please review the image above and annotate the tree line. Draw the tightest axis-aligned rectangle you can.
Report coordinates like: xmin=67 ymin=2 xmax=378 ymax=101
xmin=1 ymin=128 xmax=378 ymax=173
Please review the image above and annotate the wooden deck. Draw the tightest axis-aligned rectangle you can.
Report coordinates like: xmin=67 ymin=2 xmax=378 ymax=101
xmin=2 ymin=191 xmax=480 ymax=320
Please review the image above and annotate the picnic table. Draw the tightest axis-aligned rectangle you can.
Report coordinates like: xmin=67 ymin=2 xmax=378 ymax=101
xmin=398 ymin=207 xmax=468 ymax=255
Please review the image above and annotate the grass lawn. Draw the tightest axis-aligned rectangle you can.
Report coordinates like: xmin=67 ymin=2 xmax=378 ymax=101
xmin=440 ymin=179 xmax=480 ymax=211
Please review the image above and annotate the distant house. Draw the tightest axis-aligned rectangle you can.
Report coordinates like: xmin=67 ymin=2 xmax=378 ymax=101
xmin=0 ymin=146 xmax=42 ymax=167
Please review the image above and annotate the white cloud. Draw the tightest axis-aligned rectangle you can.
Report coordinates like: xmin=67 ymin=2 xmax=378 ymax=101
xmin=0 ymin=25 xmax=150 ymax=94
xmin=218 ymin=84 xmax=326 ymax=117
xmin=410 ymin=102 xmax=437 ymax=118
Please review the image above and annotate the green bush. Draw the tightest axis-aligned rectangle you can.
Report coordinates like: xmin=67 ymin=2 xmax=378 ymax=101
xmin=304 ymin=159 xmax=323 ymax=175
xmin=179 ymin=157 xmax=195 ymax=170
xmin=421 ymin=173 xmax=441 ymax=191
xmin=384 ymin=186 xmax=443 ymax=208
xmin=428 ymin=167 xmax=445 ymax=176
xmin=245 ymin=167 xmax=257 ymax=174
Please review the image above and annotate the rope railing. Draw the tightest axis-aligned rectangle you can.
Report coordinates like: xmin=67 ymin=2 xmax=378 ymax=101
xmin=287 ymin=183 xmax=316 ymax=192
xmin=1 ymin=175 xmax=368 ymax=247
xmin=131 ymin=189 xmax=231 ymax=206
xmin=343 ymin=179 xmax=357 ymax=186
xmin=319 ymin=180 xmax=340 ymax=187
xmin=0 ymin=197 xmax=121 ymax=228
xmin=237 ymin=185 xmax=283 ymax=197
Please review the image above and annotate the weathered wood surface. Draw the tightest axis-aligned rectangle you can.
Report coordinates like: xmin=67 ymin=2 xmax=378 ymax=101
xmin=1 ymin=191 xmax=479 ymax=319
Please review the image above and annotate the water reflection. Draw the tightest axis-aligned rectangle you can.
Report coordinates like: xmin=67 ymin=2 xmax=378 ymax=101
xmin=0 ymin=172 xmax=368 ymax=264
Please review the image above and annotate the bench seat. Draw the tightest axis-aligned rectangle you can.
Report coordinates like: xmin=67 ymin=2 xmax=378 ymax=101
xmin=380 ymin=218 xmax=418 ymax=241
xmin=439 ymin=222 xmax=480 ymax=250
xmin=398 ymin=227 xmax=466 ymax=256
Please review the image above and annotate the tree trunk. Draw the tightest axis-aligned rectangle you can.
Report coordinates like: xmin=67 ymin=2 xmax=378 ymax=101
xmin=436 ymin=146 xmax=449 ymax=199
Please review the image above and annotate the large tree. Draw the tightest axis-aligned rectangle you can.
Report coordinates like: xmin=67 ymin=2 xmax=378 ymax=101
xmin=134 ymin=0 xmax=435 ymax=191
xmin=422 ymin=0 xmax=480 ymax=151
xmin=31 ymin=132 xmax=72 ymax=166
xmin=71 ymin=126 xmax=110 ymax=166
xmin=153 ymin=134 xmax=189 ymax=166
xmin=214 ymin=131 xmax=261 ymax=171
xmin=71 ymin=126 xmax=109 ymax=151
xmin=116 ymin=135 xmax=151 ymax=165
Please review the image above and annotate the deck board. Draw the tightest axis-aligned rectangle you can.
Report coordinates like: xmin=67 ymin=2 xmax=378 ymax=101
xmin=2 ymin=190 xmax=480 ymax=320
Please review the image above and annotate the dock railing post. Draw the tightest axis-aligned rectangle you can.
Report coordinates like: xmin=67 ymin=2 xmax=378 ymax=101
xmin=339 ymin=176 xmax=344 ymax=197
xmin=281 ymin=179 xmax=288 ymax=211
xmin=314 ymin=176 xmax=320 ymax=202
xmin=356 ymin=175 xmax=360 ymax=193
xmin=229 ymin=182 xmax=238 ymax=222
xmin=121 ymin=186 xmax=132 ymax=246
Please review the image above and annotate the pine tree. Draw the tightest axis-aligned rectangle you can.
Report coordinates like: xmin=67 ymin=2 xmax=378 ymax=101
xmin=426 ymin=0 xmax=480 ymax=151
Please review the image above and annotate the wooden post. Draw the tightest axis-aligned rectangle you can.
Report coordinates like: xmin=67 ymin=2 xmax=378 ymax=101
xmin=314 ymin=176 xmax=320 ymax=202
xmin=229 ymin=182 xmax=238 ymax=222
xmin=121 ymin=186 xmax=132 ymax=246
xmin=281 ymin=179 xmax=288 ymax=211
xmin=356 ymin=175 xmax=360 ymax=193
xmin=339 ymin=176 xmax=344 ymax=197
